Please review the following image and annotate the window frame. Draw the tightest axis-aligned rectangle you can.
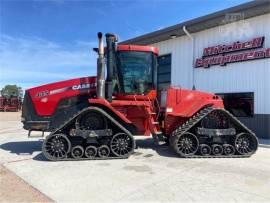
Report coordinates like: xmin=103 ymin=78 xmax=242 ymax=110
xmin=216 ymin=92 xmax=254 ymax=118
xmin=157 ymin=53 xmax=172 ymax=90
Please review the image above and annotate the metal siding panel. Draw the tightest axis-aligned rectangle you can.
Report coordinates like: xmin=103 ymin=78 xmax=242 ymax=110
xmin=152 ymin=14 xmax=269 ymax=115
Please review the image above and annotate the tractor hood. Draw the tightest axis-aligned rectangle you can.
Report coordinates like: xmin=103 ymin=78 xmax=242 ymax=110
xmin=24 ymin=76 xmax=97 ymax=116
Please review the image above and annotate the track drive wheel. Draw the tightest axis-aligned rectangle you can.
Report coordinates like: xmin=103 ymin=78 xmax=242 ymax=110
xmin=85 ymin=146 xmax=97 ymax=158
xmin=42 ymin=133 xmax=71 ymax=161
xmin=76 ymin=111 xmax=107 ymax=130
xmin=171 ymin=132 xmax=199 ymax=157
xmin=110 ymin=133 xmax=135 ymax=157
xmin=98 ymin=145 xmax=110 ymax=158
xmin=235 ymin=133 xmax=258 ymax=155
xmin=201 ymin=110 xmax=229 ymax=129
xmin=71 ymin=145 xmax=84 ymax=159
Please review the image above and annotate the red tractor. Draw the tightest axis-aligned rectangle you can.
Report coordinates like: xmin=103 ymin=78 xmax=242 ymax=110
xmin=0 ymin=96 xmax=21 ymax=112
xmin=6 ymin=96 xmax=21 ymax=112
xmin=21 ymin=33 xmax=258 ymax=161
xmin=0 ymin=96 xmax=6 ymax=111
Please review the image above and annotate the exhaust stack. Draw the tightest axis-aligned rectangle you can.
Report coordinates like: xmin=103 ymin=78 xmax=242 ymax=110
xmin=96 ymin=32 xmax=105 ymax=99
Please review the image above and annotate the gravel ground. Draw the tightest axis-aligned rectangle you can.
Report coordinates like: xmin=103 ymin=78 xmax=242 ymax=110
xmin=0 ymin=112 xmax=270 ymax=202
xmin=0 ymin=165 xmax=51 ymax=202
xmin=0 ymin=112 xmax=51 ymax=202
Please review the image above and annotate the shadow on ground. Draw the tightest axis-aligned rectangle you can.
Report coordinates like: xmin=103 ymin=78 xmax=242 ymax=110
xmin=0 ymin=140 xmax=43 ymax=155
xmin=135 ymin=138 xmax=179 ymax=158
xmin=33 ymin=153 xmax=47 ymax=161
xmin=0 ymin=140 xmax=48 ymax=161
xmin=0 ymin=138 xmax=179 ymax=161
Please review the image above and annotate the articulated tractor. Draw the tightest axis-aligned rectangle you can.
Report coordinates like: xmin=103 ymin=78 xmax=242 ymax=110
xmin=22 ymin=33 xmax=258 ymax=161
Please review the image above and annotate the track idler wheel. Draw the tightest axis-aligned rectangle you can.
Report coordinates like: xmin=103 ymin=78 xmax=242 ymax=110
xmin=223 ymin=144 xmax=235 ymax=156
xmin=98 ymin=145 xmax=110 ymax=158
xmin=71 ymin=145 xmax=84 ymax=159
xmin=235 ymin=133 xmax=258 ymax=155
xmin=171 ymin=132 xmax=199 ymax=157
xmin=85 ymin=146 xmax=97 ymax=158
xmin=42 ymin=133 xmax=71 ymax=161
xmin=212 ymin=144 xmax=223 ymax=155
xmin=110 ymin=133 xmax=135 ymax=157
xmin=199 ymin=144 xmax=211 ymax=156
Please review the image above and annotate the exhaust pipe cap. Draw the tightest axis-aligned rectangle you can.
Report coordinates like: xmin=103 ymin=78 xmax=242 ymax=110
xmin=98 ymin=32 xmax=103 ymax=39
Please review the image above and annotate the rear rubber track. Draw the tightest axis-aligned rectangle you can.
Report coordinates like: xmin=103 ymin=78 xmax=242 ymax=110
xmin=170 ymin=106 xmax=258 ymax=158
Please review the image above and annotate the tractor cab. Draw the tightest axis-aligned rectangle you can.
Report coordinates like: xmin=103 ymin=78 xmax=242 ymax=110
xmin=115 ymin=45 xmax=158 ymax=96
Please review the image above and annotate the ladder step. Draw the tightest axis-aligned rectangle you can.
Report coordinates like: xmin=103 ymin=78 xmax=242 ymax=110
xmin=152 ymin=122 xmax=159 ymax=124
xmin=156 ymin=131 xmax=162 ymax=134
xmin=150 ymin=112 xmax=156 ymax=115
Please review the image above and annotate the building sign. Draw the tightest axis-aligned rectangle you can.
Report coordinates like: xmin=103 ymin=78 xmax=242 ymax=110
xmin=195 ymin=36 xmax=270 ymax=68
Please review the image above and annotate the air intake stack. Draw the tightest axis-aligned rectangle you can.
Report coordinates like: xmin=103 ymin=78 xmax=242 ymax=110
xmin=105 ymin=33 xmax=117 ymax=102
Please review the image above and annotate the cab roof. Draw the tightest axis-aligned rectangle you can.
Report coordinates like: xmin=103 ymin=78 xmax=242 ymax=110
xmin=117 ymin=44 xmax=158 ymax=55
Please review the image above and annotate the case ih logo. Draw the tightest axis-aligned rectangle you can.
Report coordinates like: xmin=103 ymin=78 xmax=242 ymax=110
xmin=195 ymin=36 xmax=270 ymax=68
xmin=72 ymin=83 xmax=96 ymax=90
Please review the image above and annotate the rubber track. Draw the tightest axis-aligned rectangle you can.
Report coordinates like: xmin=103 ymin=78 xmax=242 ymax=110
xmin=44 ymin=106 xmax=135 ymax=161
xmin=177 ymin=155 xmax=251 ymax=158
xmin=53 ymin=156 xmax=129 ymax=161
xmin=170 ymin=106 xmax=258 ymax=158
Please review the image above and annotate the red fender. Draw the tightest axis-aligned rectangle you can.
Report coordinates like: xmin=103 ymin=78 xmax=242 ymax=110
xmin=165 ymin=87 xmax=224 ymax=117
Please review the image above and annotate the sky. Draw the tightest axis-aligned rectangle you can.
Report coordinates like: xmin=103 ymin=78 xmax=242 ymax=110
xmin=0 ymin=0 xmax=251 ymax=90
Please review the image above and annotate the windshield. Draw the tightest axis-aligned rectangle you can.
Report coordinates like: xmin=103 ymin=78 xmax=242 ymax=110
xmin=117 ymin=51 xmax=154 ymax=94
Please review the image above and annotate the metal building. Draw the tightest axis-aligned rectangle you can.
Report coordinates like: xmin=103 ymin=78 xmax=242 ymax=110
xmin=122 ymin=1 xmax=270 ymax=139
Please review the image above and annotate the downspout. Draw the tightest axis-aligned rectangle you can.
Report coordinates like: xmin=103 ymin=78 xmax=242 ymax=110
xmin=183 ymin=26 xmax=196 ymax=90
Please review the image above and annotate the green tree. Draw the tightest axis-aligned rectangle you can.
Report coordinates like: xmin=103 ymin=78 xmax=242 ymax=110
xmin=1 ymin=85 xmax=23 ymax=98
